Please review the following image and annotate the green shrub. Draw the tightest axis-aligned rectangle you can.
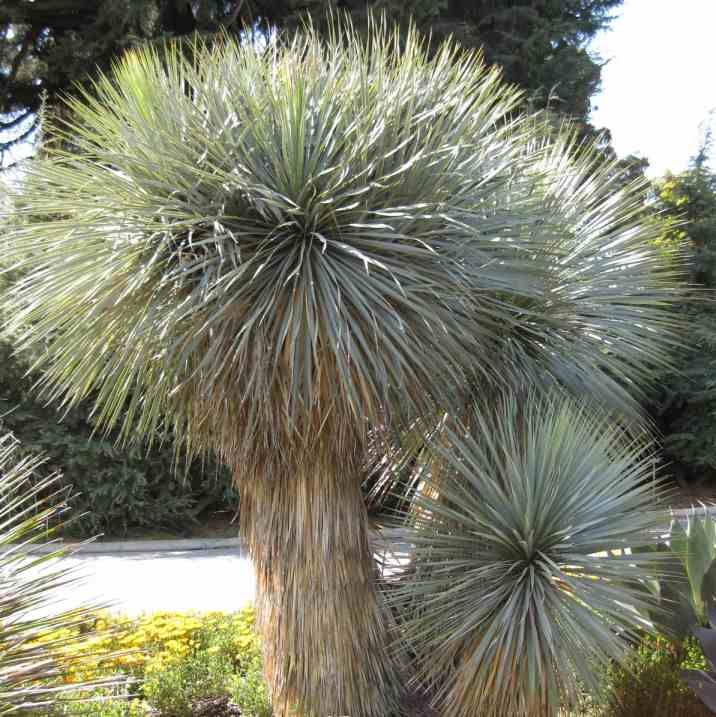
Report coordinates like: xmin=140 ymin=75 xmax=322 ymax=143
xmin=37 ymin=609 xmax=272 ymax=716
xmin=228 ymin=651 xmax=272 ymax=717
xmin=141 ymin=611 xmax=271 ymax=716
xmin=600 ymin=636 xmax=711 ymax=717
xmin=0 ymin=340 xmax=237 ymax=538
xmin=143 ymin=651 xmax=234 ymax=716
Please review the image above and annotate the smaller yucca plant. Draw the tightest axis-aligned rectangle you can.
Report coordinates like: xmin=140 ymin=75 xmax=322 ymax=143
xmin=0 ymin=433 xmax=122 ymax=712
xmin=389 ymin=392 xmax=668 ymax=717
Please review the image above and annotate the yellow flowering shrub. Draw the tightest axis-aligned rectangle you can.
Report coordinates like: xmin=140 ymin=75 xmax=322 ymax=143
xmin=29 ymin=607 xmax=270 ymax=716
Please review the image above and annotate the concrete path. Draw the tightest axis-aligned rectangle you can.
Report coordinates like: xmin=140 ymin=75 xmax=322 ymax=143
xmin=42 ymin=531 xmax=411 ymax=616
xmin=25 ymin=508 xmax=712 ymax=617
xmin=62 ymin=547 xmax=255 ymax=615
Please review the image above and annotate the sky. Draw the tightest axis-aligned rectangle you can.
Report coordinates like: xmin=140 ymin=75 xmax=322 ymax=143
xmin=589 ymin=0 xmax=716 ymax=177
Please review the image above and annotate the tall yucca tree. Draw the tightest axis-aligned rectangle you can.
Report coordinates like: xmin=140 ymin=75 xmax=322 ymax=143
xmin=4 ymin=20 xmax=544 ymax=716
xmin=4 ymin=17 xmax=684 ymax=716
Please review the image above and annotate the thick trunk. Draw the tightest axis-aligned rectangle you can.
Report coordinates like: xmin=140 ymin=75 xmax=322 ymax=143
xmin=239 ymin=458 xmax=402 ymax=717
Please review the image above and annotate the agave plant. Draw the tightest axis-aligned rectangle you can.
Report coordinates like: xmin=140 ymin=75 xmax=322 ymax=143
xmin=389 ymin=392 xmax=669 ymax=717
xmin=636 ymin=506 xmax=716 ymax=642
xmin=0 ymin=433 xmax=121 ymax=712
xmin=4 ymin=15 xmax=685 ymax=717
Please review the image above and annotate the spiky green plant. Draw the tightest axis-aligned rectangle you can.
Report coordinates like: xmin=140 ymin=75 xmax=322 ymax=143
xmin=0 ymin=433 xmax=122 ymax=712
xmin=4 ymin=16 xmax=684 ymax=717
xmin=367 ymin=127 xmax=686 ymax=512
xmin=636 ymin=506 xmax=716 ymax=642
xmin=389 ymin=393 xmax=669 ymax=717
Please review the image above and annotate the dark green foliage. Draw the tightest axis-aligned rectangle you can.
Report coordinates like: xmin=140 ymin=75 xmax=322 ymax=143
xmin=1 ymin=0 xmax=622 ymax=165
xmin=651 ymin=135 xmax=716 ymax=485
xmin=601 ymin=636 xmax=711 ymax=717
xmin=0 ymin=0 xmax=241 ymax=163
xmin=0 ymin=340 xmax=236 ymax=538
xmin=249 ymin=1 xmax=622 ymax=124
xmin=429 ymin=0 xmax=622 ymax=122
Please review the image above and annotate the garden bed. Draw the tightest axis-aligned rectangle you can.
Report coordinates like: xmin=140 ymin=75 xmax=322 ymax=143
xmin=30 ymin=608 xmax=712 ymax=717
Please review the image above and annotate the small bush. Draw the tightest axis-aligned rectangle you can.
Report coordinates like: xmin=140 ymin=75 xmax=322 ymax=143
xmin=33 ymin=608 xmax=271 ymax=716
xmin=601 ymin=636 xmax=711 ymax=717
xmin=143 ymin=651 xmax=234 ymax=716
xmin=228 ymin=650 xmax=272 ymax=717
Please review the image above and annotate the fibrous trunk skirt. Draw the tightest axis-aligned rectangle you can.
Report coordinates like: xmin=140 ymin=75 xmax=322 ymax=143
xmin=239 ymin=461 xmax=402 ymax=717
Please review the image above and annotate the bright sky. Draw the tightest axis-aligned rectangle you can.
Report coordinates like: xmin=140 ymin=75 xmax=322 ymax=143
xmin=589 ymin=0 xmax=716 ymax=177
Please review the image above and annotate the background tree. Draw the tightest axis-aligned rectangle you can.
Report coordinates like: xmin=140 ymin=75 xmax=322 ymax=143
xmin=428 ymin=0 xmax=622 ymax=122
xmin=0 ymin=0 xmax=244 ymax=164
xmin=1 ymin=0 xmax=622 ymax=165
xmin=651 ymin=133 xmax=716 ymax=488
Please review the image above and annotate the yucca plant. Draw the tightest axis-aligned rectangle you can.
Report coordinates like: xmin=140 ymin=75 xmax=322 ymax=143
xmin=367 ymin=127 xmax=686 ymax=512
xmin=0 ymin=433 xmax=122 ymax=712
xmin=4 ymin=21 xmax=533 ymax=716
xmin=4 ymin=15 xmax=685 ymax=717
xmin=389 ymin=392 xmax=669 ymax=717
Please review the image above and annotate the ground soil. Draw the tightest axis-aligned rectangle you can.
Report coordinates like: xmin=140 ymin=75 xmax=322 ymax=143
xmin=666 ymin=475 xmax=716 ymax=508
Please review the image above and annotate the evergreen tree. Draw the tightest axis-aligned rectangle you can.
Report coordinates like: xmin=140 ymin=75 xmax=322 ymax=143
xmin=1 ymin=0 xmax=622 ymax=166
xmin=652 ymin=132 xmax=716 ymax=486
xmin=0 ymin=1 xmax=242 ymax=164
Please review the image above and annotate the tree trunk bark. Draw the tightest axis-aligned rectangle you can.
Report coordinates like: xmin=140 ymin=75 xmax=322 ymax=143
xmin=239 ymin=458 xmax=402 ymax=717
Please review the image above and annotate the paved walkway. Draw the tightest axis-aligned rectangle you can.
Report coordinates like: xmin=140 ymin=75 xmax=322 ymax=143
xmin=62 ymin=547 xmax=255 ymax=615
xmin=36 ymin=510 xmax=704 ymax=617
xmin=45 ymin=532 xmax=410 ymax=616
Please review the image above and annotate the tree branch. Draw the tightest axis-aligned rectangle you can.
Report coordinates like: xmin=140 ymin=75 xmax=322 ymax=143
xmin=2 ymin=27 xmax=40 ymax=103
